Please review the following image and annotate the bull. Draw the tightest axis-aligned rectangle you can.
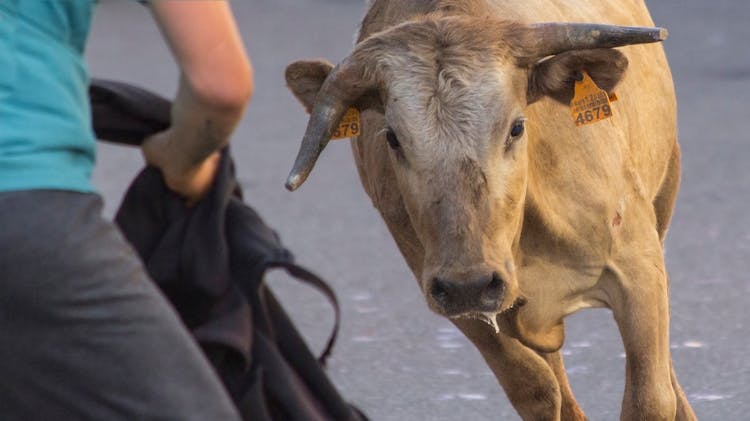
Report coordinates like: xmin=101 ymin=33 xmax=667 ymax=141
xmin=284 ymin=0 xmax=695 ymax=419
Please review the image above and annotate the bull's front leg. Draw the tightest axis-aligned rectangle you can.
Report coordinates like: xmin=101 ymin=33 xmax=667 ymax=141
xmin=453 ymin=318 xmax=586 ymax=421
xmin=539 ymin=349 xmax=588 ymax=421
xmin=602 ymin=249 xmax=691 ymax=420
xmin=671 ymin=361 xmax=698 ymax=420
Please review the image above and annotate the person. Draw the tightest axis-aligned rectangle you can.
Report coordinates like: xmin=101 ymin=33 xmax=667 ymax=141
xmin=0 ymin=1 xmax=252 ymax=419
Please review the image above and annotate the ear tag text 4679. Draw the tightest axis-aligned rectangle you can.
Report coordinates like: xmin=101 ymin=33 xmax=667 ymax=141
xmin=570 ymin=72 xmax=614 ymax=127
xmin=331 ymin=107 xmax=361 ymax=140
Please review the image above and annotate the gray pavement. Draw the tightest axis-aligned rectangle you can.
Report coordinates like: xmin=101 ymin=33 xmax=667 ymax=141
xmin=88 ymin=1 xmax=749 ymax=420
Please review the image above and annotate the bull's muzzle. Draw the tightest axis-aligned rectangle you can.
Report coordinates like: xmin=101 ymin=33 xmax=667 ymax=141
xmin=427 ymin=271 xmax=506 ymax=317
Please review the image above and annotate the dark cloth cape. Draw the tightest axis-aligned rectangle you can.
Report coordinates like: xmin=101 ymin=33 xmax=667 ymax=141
xmin=90 ymin=79 xmax=366 ymax=421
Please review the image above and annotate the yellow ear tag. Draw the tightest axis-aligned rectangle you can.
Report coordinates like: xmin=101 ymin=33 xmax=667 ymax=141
xmin=330 ymin=107 xmax=361 ymax=140
xmin=570 ymin=72 xmax=614 ymax=127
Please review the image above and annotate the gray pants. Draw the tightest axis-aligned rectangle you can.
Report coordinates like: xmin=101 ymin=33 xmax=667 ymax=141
xmin=0 ymin=190 xmax=241 ymax=420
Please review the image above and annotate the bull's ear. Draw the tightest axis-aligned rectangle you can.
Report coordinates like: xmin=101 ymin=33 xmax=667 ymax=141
xmin=526 ymin=49 xmax=628 ymax=105
xmin=285 ymin=60 xmax=334 ymax=113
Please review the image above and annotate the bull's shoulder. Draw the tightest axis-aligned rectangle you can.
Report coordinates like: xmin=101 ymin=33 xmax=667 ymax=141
xmin=359 ymin=0 xmax=502 ymax=41
xmin=359 ymin=0 xmax=441 ymax=41
xmin=482 ymin=0 xmax=652 ymax=25
xmin=359 ymin=0 xmax=655 ymax=42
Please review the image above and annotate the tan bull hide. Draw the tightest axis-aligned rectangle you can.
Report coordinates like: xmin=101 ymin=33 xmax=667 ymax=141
xmin=285 ymin=0 xmax=695 ymax=419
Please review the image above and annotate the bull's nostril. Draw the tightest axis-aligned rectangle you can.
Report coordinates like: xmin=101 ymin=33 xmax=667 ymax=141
xmin=486 ymin=272 xmax=504 ymax=294
xmin=430 ymin=278 xmax=450 ymax=305
xmin=480 ymin=272 xmax=504 ymax=306
xmin=490 ymin=272 xmax=502 ymax=290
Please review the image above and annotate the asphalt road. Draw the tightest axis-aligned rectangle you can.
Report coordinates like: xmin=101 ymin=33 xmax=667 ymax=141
xmin=88 ymin=1 xmax=749 ymax=420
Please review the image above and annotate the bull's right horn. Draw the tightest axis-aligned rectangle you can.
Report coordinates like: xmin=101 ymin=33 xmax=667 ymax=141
xmin=518 ymin=23 xmax=668 ymax=60
xmin=285 ymin=57 xmax=370 ymax=191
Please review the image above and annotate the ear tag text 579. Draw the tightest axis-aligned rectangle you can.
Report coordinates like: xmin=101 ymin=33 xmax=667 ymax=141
xmin=331 ymin=107 xmax=361 ymax=140
xmin=570 ymin=72 xmax=615 ymax=127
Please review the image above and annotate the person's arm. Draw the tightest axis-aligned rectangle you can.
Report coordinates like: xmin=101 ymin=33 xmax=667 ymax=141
xmin=142 ymin=0 xmax=253 ymax=202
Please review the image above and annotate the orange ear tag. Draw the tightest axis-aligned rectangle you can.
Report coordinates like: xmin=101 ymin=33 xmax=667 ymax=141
xmin=330 ymin=107 xmax=361 ymax=140
xmin=570 ymin=72 xmax=614 ymax=127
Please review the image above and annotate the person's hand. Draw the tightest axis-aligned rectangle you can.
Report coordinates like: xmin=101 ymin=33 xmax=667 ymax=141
xmin=138 ymin=1 xmax=251 ymax=206
xmin=142 ymin=129 xmax=220 ymax=206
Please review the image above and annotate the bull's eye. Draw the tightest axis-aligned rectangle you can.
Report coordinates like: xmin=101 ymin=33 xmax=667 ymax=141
xmin=510 ymin=119 xmax=525 ymax=138
xmin=505 ymin=118 xmax=526 ymax=150
xmin=385 ymin=128 xmax=400 ymax=149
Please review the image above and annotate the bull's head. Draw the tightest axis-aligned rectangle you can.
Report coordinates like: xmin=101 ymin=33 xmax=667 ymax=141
xmin=284 ymin=18 xmax=665 ymax=329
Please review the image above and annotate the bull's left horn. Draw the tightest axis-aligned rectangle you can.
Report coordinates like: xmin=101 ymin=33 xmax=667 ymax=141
xmin=519 ymin=23 xmax=668 ymax=60
xmin=285 ymin=58 xmax=370 ymax=191
xmin=285 ymin=93 xmax=349 ymax=191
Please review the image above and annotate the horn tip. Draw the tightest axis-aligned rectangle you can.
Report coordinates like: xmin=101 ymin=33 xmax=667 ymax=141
xmin=285 ymin=174 xmax=303 ymax=191
xmin=657 ymin=27 xmax=669 ymax=41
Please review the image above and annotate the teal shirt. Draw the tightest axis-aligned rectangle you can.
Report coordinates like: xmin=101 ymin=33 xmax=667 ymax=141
xmin=0 ymin=0 xmax=98 ymax=193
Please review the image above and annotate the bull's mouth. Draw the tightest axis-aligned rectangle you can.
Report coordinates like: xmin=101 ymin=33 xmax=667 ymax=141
xmin=451 ymin=296 xmax=527 ymax=334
